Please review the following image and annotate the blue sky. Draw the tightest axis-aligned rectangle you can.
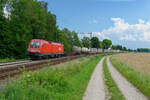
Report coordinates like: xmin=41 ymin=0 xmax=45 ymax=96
xmin=44 ymin=0 xmax=150 ymax=49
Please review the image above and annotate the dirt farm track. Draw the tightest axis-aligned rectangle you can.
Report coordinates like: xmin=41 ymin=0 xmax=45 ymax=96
xmin=113 ymin=53 xmax=150 ymax=76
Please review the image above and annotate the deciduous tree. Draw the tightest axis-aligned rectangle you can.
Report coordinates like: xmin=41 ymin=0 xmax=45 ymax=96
xmin=91 ymin=37 xmax=100 ymax=48
xmin=82 ymin=37 xmax=91 ymax=48
xmin=102 ymin=39 xmax=112 ymax=49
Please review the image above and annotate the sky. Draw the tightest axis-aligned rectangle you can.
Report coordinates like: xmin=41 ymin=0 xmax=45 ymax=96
xmin=44 ymin=0 xmax=150 ymax=49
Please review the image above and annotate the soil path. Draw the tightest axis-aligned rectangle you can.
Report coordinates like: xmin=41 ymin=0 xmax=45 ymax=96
xmin=107 ymin=57 xmax=148 ymax=100
xmin=82 ymin=57 xmax=105 ymax=100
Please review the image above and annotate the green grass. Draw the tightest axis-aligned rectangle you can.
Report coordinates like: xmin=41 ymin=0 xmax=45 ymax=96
xmin=0 ymin=54 xmax=106 ymax=100
xmin=103 ymin=58 xmax=125 ymax=100
xmin=110 ymin=57 xmax=150 ymax=99
xmin=0 ymin=58 xmax=29 ymax=63
xmin=0 ymin=58 xmax=16 ymax=63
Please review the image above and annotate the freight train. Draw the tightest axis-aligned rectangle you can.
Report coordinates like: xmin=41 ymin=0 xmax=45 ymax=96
xmin=72 ymin=46 xmax=120 ymax=55
xmin=27 ymin=39 xmax=120 ymax=59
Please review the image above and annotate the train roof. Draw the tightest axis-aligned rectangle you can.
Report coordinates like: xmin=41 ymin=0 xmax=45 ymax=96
xmin=31 ymin=39 xmax=63 ymax=46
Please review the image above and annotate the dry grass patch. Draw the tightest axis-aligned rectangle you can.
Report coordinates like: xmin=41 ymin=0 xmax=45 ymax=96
xmin=113 ymin=53 xmax=150 ymax=76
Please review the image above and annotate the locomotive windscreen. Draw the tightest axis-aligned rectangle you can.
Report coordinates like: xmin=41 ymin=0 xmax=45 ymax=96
xmin=30 ymin=41 xmax=40 ymax=48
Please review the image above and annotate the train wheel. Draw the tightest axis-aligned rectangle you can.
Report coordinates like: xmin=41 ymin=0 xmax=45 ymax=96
xmin=54 ymin=54 xmax=58 ymax=58
xmin=38 ymin=56 xmax=42 ymax=60
xmin=58 ymin=54 xmax=60 ymax=58
xmin=45 ymin=55 xmax=49 ymax=59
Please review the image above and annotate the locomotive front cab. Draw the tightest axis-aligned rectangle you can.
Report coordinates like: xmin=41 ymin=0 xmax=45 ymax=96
xmin=29 ymin=41 xmax=41 ymax=52
xmin=27 ymin=40 xmax=42 ymax=59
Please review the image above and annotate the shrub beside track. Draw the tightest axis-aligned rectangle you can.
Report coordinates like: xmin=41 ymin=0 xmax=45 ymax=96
xmin=0 ymin=55 xmax=84 ymax=82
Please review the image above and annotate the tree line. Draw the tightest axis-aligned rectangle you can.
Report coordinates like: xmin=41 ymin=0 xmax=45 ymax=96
xmin=0 ymin=0 xmax=127 ymax=59
xmin=81 ymin=36 xmax=127 ymax=51
xmin=136 ymin=48 xmax=150 ymax=52
xmin=82 ymin=37 xmax=112 ymax=49
xmin=0 ymin=0 xmax=82 ymax=59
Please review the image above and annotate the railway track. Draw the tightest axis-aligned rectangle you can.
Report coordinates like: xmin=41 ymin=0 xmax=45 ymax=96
xmin=0 ymin=55 xmax=85 ymax=82
xmin=0 ymin=60 xmax=31 ymax=68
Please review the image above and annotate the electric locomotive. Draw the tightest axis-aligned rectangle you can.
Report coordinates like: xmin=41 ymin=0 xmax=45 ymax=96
xmin=27 ymin=39 xmax=64 ymax=59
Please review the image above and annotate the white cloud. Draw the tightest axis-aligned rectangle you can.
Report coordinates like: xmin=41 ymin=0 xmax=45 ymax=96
xmin=102 ymin=18 xmax=129 ymax=35
xmin=101 ymin=17 xmax=150 ymax=42
xmin=120 ymin=34 xmax=136 ymax=41
xmin=79 ymin=17 xmax=150 ymax=45
xmin=138 ymin=19 xmax=145 ymax=24
xmin=89 ymin=19 xmax=98 ymax=24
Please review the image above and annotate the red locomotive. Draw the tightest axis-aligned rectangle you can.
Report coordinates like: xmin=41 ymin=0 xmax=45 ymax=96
xmin=27 ymin=39 xmax=64 ymax=59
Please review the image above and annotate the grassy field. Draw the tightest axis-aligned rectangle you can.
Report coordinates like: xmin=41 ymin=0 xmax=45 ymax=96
xmin=103 ymin=58 xmax=125 ymax=100
xmin=110 ymin=56 xmax=150 ymax=99
xmin=113 ymin=53 xmax=150 ymax=76
xmin=0 ymin=54 xmax=106 ymax=100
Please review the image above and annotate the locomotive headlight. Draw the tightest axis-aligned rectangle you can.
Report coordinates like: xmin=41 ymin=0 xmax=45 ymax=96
xmin=38 ymin=49 xmax=40 ymax=52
